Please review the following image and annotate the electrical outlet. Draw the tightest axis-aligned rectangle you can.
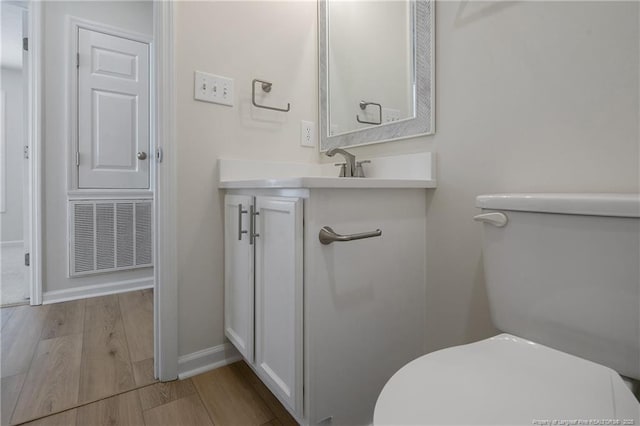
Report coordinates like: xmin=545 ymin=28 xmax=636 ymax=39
xmin=194 ymin=70 xmax=234 ymax=106
xmin=300 ymin=120 xmax=316 ymax=148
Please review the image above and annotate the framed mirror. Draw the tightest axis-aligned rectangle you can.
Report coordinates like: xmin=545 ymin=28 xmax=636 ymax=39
xmin=319 ymin=0 xmax=434 ymax=151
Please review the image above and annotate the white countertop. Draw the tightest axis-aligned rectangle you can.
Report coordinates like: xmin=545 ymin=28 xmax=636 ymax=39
xmin=217 ymin=153 xmax=437 ymax=189
xmin=219 ymin=176 xmax=437 ymax=189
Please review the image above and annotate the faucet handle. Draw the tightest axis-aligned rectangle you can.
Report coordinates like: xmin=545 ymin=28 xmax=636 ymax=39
xmin=334 ymin=163 xmax=347 ymax=177
xmin=355 ymin=160 xmax=371 ymax=178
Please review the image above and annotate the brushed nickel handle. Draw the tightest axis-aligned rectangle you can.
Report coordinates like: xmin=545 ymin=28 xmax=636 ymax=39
xmin=473 ymin=212 xmax=508 ymax=227
xmin=238 ymin=203 xmax=248 ymax=240
xmin=137 ymin=151 xmax=148 ymax=160
xmin=250 ymin=205 xmax=260 ymax=245
xmin=319 ymin=226 xmax=382 ymax=245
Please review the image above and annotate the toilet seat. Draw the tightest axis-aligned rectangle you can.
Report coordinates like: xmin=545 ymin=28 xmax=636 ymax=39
xmin=374 ymin=334 xmax=639 ymax=425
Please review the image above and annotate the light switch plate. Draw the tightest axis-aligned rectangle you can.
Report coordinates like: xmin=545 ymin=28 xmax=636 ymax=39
xmin=300 ymin=121 xmax=316 ymax=148
xmin=194 ymin=70 xmax=234 ymax=107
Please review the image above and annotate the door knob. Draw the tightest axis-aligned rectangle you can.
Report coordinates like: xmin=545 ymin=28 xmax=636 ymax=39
xmin=137 ymin=151 xmax=148 ymax=160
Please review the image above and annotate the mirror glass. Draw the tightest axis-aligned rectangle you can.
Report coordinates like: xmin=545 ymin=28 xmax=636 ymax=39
xmin=320 ymin=0 xmax=433 ymax=150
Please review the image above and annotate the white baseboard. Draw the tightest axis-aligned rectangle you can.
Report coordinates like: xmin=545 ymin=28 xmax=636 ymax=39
xmin=1 ymin=240 xmax=23 ymax=249
xmin=42 ymin=277 xmax=154 ymax=304
xmin=178 ymin=343 xmax=241 ymax=380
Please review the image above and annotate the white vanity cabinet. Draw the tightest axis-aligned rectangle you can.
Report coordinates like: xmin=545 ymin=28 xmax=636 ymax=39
xmin=223 ymin=183 xmax=430 ymax=425
xmin=224 ymin=194 xmax=303 ymax=416
xmin=220 ymin=155 xmax=435 ymax=425
xmin=225 ymin=194 xmax=303 ymax=414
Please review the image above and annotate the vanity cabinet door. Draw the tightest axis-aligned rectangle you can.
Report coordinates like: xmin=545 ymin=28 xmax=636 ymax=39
xmin=224 ymin=194 xmax=255 ymax=362
xmin=254 ymin=196 xmax=303 ymax=415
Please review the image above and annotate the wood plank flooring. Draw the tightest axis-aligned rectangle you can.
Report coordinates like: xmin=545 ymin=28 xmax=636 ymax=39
xmin=19 ymin=362 xmax=297 ymax=426
xmin=11 ymin=334 xmax=83 ymax=423
xmin=78 ymin=295 xmax=136 ymax=404
xmin=0 ymin=290 xmax=156 ymax=425
xmin=1 ymin=289 xmax=297 ymax=425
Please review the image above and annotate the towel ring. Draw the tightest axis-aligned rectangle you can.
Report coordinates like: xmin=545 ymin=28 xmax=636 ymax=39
xmin=252 ymin=79 xmax=291 ymax=112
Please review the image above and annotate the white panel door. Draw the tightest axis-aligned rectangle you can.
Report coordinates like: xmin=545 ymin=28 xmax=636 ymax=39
xmin=77 ymin=28 xmax=149 ymax=189
xmin=254 ymin=196 xmax=303 ymax=415
xmin=224 ymin=195 xmax=255 ymax=362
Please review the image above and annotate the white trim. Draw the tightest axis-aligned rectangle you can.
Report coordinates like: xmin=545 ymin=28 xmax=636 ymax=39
xmin=68 ymin=190 xmax=153 ymax=201
xmin=0 ymin=91 xmax=5 ymax=214
xmin=0 ymin=240 xmax=24 ymax=249
xmin=177 ymin=343 xmax=241 ymax=380
xmin=27 ymin=0 xmax=43 ymax=306
xmin=153 ymin=0 xmax=178 ymax=382
xmin=42 ymin=277 xmax=153 ymax=305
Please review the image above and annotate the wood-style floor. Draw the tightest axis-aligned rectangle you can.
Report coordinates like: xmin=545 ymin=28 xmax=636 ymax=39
xmin=16 ymin=362 xmax=298 ymax=426
xmin=1 ymin=290 xmax=155 ymax=425
xmin=1 ymin=290 xmax=297 ymax=426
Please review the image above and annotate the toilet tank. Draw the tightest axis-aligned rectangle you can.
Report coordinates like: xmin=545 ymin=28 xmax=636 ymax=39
xmin=476 ymin=193 xmax=640 ymax=380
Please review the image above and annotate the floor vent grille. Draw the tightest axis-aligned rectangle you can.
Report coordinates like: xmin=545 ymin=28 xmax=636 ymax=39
xmin=70 ymin=200 xmax=153 ymax=276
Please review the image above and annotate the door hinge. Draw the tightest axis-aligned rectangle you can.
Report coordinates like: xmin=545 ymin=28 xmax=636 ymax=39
xmin=23 ymin=37 xmax=28 ymax=51
xmin=23 ymin=145 xmax=29 ymax=159
xmin=76 ymin=53 xmax=80 ymax=69
xmin=155 ymin=148 xmax=163 ymax=163
xmin=75 ymin=151 xmax=80 ymax=166
xmin=24 ymin=253 xmax=30 ymax=267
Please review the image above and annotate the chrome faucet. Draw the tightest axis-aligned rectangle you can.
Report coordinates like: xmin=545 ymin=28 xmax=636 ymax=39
xmin=326 ymin=148 xmax=356 ymax=177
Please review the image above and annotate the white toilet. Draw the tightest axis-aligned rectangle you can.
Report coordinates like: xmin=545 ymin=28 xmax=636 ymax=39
xmin=375 ymin=193 xmax=640 ymax=425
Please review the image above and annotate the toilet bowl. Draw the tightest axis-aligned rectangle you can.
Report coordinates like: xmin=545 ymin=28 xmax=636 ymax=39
xmin=375 ymin=194 xmax=640 ymax=425
xmin=374 ymin=334 xmax=639 ymax=425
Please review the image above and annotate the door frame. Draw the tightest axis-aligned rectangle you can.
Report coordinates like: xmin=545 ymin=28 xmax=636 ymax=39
xmin=27 ymin=0 xmax=178 ymax=380
xmin=27 ymin=0 xmax=42 ymax=305
xmin=153 ymin=0 xmax=178 ymax=381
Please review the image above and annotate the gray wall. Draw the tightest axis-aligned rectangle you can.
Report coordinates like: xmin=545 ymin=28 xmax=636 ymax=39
xmin=1 ymin=68 xmax=25 ymax=243
xmin=42 ymin=1 xmax=154 ymax=293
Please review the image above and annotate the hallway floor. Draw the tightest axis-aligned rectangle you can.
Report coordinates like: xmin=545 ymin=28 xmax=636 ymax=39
xmin=1 ymin=289 xmax=155 ymax=425
xmin=1 ymin=245 xmax=29 ymax=307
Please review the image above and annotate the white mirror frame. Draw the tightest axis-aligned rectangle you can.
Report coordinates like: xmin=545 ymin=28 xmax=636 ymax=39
xmin=319 ymin=0 xmax=434 ymax=151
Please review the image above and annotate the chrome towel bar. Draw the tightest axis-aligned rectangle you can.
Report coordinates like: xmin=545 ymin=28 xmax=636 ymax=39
xmin=319 ymin=226 xmax=382 ymax=245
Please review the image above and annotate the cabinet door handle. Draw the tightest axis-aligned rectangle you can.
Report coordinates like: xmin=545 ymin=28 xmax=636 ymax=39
xmin=250 ymin=205 xmax=260 ymax=245
xmin=238 ymin=203 xmax=248 ymax=240
xmin=318 ymin=226 xmax=382 ymax=245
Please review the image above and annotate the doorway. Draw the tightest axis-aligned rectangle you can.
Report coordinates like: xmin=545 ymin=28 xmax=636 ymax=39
xmin=0 ymin=1 xmax=173 ymax=423
xmin=0 ymin=1 xmax=30 ymax=307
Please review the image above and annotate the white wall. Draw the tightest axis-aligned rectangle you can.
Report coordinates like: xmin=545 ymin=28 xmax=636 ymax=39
xmin=0 ymin=68 xmax=24 ymax=243
xmin=341 ymin=1 xmax=640 ymax=352
xmin=174 ymin=0 xmax=639 ymax=361
xmin=42 ymin=1 xmax=153 ymax=293
xmin=175 ymin=1 xmax=318 ymax=356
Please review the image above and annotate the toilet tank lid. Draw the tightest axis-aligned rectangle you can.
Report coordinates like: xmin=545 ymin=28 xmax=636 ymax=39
xmin=476 ymin=193 xmax=640 ymax=218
